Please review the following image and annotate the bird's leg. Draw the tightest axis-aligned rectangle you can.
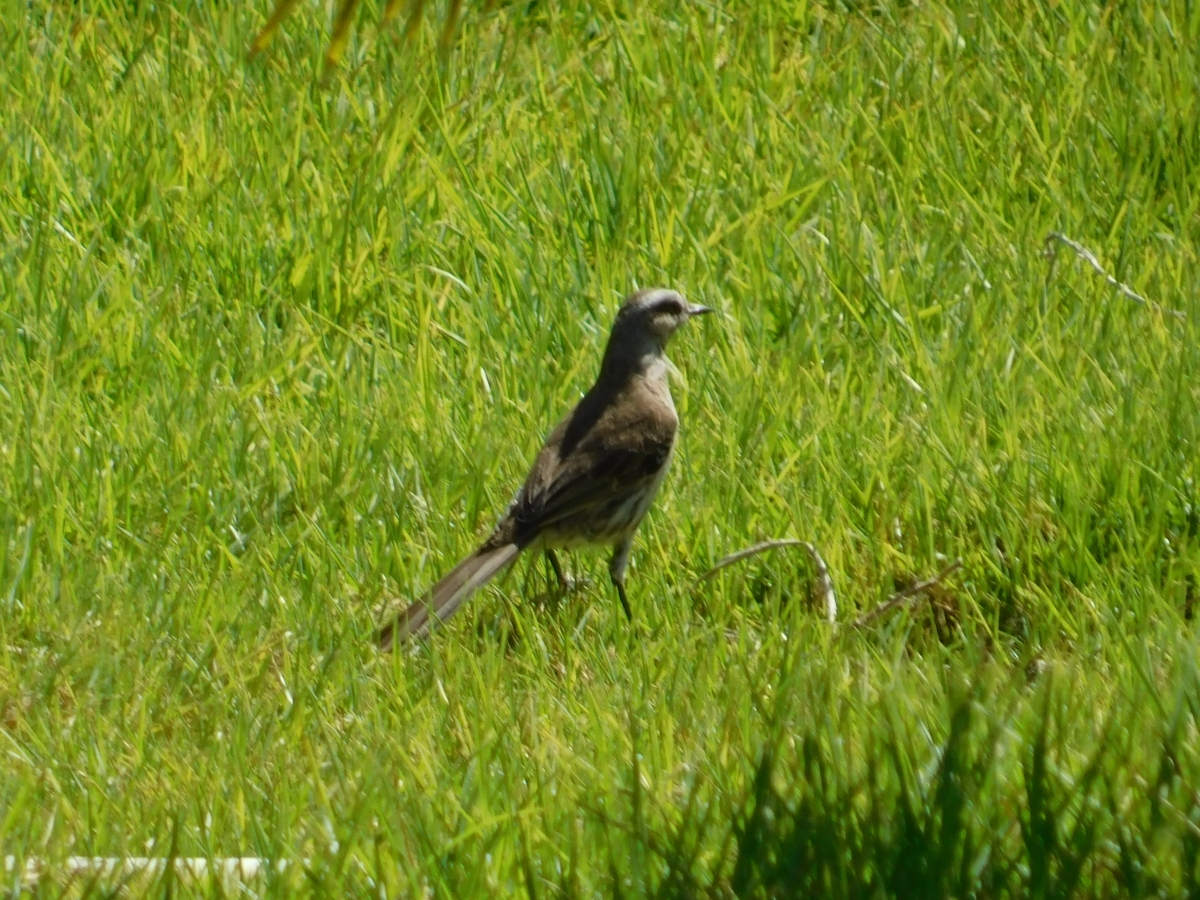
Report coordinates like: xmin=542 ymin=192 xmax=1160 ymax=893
xmin=546 ymin=549 xmax=570 ymax=593
xmin=609 ymin=539 xmax=634 ymax=622
xmin=615 ymin=582 xmax=632 ymax=621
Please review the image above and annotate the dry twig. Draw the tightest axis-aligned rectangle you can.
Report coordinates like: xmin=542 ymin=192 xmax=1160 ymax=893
xmin=699 ymin=538 xmax=837 ymax=623
xmin=1044 ymin=232 xmax=1184 ymax=320
xmin=853 ymin=559 xmax=963 ymax=628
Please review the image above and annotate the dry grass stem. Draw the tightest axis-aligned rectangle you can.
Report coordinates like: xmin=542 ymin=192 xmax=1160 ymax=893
xmin=698 ymin=539 xmax=805 ymax=581
xmin=801 ymin=541 xmax=838 ymax=624
xmin=1045 ymin=232 xmax=1185 ymax=320
xmin=699 ymin=538 xmax=837 ymax=623
xmin=853 ymin=560 xmax=964 ymax=628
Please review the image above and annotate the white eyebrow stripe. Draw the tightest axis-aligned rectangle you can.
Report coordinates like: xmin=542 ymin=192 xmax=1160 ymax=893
xmin=644 ymin=292 xmax=683 ymax=313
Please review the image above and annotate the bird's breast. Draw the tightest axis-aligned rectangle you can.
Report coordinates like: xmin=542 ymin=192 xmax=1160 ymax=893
xmin=625 ymin=362 xmax=678 ymax=430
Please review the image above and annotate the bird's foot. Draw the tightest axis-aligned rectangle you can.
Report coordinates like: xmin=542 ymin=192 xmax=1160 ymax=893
xmin=545 ymin=550 xmax=589 ymax=594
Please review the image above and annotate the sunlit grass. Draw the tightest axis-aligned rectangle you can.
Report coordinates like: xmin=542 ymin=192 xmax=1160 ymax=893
xmin=2 ymin=0 xmax=1199 ymax=895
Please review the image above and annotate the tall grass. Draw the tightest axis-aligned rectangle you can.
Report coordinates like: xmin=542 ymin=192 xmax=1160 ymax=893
xmin=1 ymin=0 xmax=1198 ymax=895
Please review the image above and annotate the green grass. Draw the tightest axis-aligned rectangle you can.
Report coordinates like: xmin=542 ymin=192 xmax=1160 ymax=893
xmin=2 ymin=0 xmax=1200 ymax=895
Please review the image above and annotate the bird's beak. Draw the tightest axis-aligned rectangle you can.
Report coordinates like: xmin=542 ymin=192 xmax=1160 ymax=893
xmin=687 ymin=304 xmax=714 ymax=317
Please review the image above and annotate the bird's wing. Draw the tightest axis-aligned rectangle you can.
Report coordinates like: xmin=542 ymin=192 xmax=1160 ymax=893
xmin=513 ymin=419 xmax=675 ymax=535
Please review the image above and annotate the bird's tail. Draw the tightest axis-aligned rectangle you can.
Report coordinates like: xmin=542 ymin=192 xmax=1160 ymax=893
xmin=378 ymin=542 xmax=521 ymax=650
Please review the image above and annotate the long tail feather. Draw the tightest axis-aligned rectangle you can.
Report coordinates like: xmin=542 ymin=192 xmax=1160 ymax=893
xmin=378 ymin=543 xmax=520 ymax=649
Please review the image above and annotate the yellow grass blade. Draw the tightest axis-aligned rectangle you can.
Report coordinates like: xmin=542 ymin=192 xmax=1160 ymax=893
xmin=248 ymin=0 xmax=302 ymax=57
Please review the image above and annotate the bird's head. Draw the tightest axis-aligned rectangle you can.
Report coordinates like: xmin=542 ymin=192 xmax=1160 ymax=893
xmin=615 ymin=288 xmax=713 ymax=346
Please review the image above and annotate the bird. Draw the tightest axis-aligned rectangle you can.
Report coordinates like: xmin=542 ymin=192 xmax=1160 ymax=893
xmin=378 ymin=287 xmax=713 ymax=649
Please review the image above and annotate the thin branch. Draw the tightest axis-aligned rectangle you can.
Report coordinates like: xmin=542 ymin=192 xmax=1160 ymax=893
xmin=853 ymin=559 xmax=962 ymax=628
xmin=698 ymin=538 xmax=837 ymax=624
xmin=1044 ymin=232 xmax=1184 ymax=320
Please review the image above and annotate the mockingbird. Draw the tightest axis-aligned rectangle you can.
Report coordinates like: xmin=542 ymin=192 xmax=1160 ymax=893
xmin=378 ymin=287 xmax=712 ymax=649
